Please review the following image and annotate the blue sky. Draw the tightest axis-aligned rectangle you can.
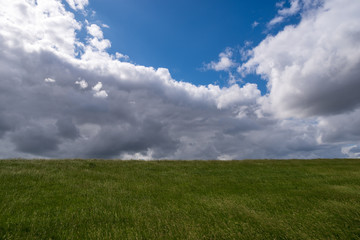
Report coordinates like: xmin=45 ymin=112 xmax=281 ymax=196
xmin=87 ymin=0 xmax=283 ymax=92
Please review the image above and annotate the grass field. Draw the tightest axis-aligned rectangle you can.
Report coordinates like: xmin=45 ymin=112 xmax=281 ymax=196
xmin=0 ymin=159 xmax=360 ymax=239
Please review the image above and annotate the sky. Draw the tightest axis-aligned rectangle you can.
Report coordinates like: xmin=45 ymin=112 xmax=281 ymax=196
xmin=0 ymin=0 xmax=360 ymax=159
xmin=88 ymin=0 xmax=276 ymax=90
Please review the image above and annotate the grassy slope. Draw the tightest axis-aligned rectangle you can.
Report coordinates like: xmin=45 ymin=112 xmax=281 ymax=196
xmin=0 ymin=159 xmax=360 ymax=239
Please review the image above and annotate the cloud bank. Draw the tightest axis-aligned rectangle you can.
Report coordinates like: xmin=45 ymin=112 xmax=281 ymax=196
xmin=0 ymin=0 xmax=359 ymax=159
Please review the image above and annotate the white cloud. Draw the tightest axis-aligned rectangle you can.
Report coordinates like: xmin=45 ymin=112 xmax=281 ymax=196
xmin=0 ymin=0 xmax=82 ymax=57
xmin=89 ymin=37 xmax=111 ymax=51
xmin=115 ymin=52 xmax=130 ymax=61
xmin=84 ymin=24 xmax=112 ymax=52
xmin=92 ymin=82 xmax=103 ymax=92
xmin=87 ymin=24 xmax=103 ymax=39
xmin=341 ymin=145 xmax=360 ymax=158
xmin=268 ymin=0 xmax=301 ymax=27
xmin=44 ymin=77 xmax=56 ymax=83
xmin=206 ymin=48 xmax=236 ymax=71
xmin=92 ymin=82 xmax=108 ymax=98
xmin=268 ymin=16 xmax=285 ymax=27
xmin=121 ymin=149 xmax=154 ymax=160
xmin=75 ymin=79 xmax=88 ymax=89
xmin=213 ymin=84 xmax=260 ymax=109
xmin=278 ymin=0 xmax=301 ymax=16
xmin=217 ymin=154 xmax=236 ymax=160
xmin=65 ymin=0 xmax=89 ymax=11
xmin=241 ymin=0 xmax=360 ymax=118
xmin=94 ymin=90 xmax=108 ymax=98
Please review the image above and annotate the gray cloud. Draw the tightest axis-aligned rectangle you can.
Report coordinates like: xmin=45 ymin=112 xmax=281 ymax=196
xmin=11 ymin=124 xmax=60 ymax=155
xmin=0 ymin=116 xmax=13 ymax=137
xmin=56 ymin=118 xmax=80 ymax=140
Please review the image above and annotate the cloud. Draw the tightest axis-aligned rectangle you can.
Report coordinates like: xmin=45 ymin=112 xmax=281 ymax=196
xmin=268 ymin=16 xmax=285 ymax=27
xmin=0 ymin=0 xmax=359 ymax=160
xmin=92 ymin=82 xmax=103 ymax=92
xmin=115 ymin=52 xmax=130 ymax=61
xmin=342 ymin=145 xmax=360 ymax=158
xmin=121 ymin=149 xmax=154 ymax=160
xmin=205 ymin=48 xmax=236 ymax=72
xmin=268 ymin=0 xmax=302 ymax=27
xmin=11 ymin=124 xmax=60 ymax=155
xmin=92 ymin=82 xmax=108 ymax=98
xmin=88 ymin=37 xmax=111 ymax=52
xmin=0 ymin=0 xmax=82 ymax=57
xmin=241 ymin=0 xmax=360 ymax=118
xmin=276 ymin=1 xmax=286 ymax=8
xmin=65 ymin=0 xmax=89 ymax=11
xmin=87 ymin=24 xmax=104 ymax=39
xmin=278 ymin=0 xmax=301 ymax=16
xmin=0 ymin=0 xmax=259 ymax=159
xmin=317 ymin=109 xmax=360 ymax=144
xmin=93 ymin=90 xmax=108 ymax=98
xmin=268 ymin=0 xmax=324 ymax=28
xmin=75 ymin=79 xmax=88 ymax=89
xmin=44 ymin=77 xmax=56 ymax=83
xmin=0 ymin=115 xmax=14 ymax=138
xmin=56 ymin=118 xmax=80 ymax=140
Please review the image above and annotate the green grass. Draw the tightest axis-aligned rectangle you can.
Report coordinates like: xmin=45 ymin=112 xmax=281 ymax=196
xmin=0 ymin=159 xmax=360 ymax=239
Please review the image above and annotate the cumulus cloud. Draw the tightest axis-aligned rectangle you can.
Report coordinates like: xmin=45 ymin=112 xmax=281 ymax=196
xmin=206 ymin=48 xmax=236 ymax=72
xmin=241 ymin=0 xmax=360 ymax=118
xmin=75 ymin=79 xmax=88 ymax=89
xmin=93 ymin=90 xmax=108 ymax=98
xmin=0 ymin=0 xmax=82 ymax=57
xmin=92 ymin=82 xmax=103 ymax=92
xmin=87 ymin=24 xmax=104 ymax=39
xmin=92 ymin=82 xmax=108 ymax=98
xmin=0 ymin=0 xmax=359 ymax=160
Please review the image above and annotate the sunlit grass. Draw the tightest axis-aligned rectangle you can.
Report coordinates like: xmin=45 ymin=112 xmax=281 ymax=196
xmin=1 ymin=159 xmax=360 ymax=239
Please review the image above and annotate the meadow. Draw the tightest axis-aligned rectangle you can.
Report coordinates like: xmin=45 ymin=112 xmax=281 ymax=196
xmin=0 ymin=159 xmax=360 ymax=239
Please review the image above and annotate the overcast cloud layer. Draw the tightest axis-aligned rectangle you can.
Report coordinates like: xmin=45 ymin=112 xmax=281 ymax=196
xmin=0 ymin=0 xmax=359 ymax=159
